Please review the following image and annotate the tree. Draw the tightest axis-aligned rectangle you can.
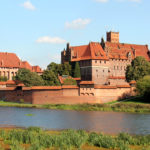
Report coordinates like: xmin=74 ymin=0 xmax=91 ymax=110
xmin=126 ymin=56 xmax=150 ymax=82
xmin=73 ymin=62 xmax=81 ymax=78
xmin=63 ymin=78 xmax=77 ymax=85
xmin=14 ymin=68 xmax=44 ymax=87
xmin=47 ymin=62 xmax=72 ymax=76
xmin=0 ymin=76 xmax=7 ymax=81
xmin=42 ymin=70 xmax=60 ymax=86
xmin=136 ymin=75 xmax=150 ymax=101
xmin=62 ymin=62 xmax=72 ymax=76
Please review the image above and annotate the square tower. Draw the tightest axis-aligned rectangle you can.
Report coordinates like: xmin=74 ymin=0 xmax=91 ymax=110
xmin=107 ymin=32 xmax=119 ymax=43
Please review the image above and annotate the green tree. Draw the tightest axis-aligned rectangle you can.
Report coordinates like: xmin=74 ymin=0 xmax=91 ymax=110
xmin=126 ymin=56 xmax=150 ymax=82
xmin=14 ymin=68 xmax=44 ymax=87
xmin=63 ymin=78 xmax=77 ymax=85
xmin=136 ymin=75 xmax=150 ymax=101
xmin=0 ymin=76 xmax=7 ymax=81
xmin=42 ymin=70 xmax=60 ymax=86
xmin=62 ymin=62 xmax=72 ymax=76
xmin=73 ymin=62 xmax=81 ymax=78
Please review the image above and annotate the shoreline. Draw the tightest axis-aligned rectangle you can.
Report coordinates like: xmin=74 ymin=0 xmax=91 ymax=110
xmin=0 ymin=127 xmax=149 ymax=150
xmin=0 ymin=100 xmax=150 ymax=113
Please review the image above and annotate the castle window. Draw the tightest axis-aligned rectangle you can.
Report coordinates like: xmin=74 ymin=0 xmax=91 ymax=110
xmin=114 ymin=66 xmax=115 ymax=70
xmin=100 ymin=60 xmax=101 ymax=63
xmin=103 ymin=70 xmax=104 ymax=72
xmin=95 ymin=60 xmax=97 ymax=63
xmin=96 ymin=70 xmax=98 ymax=72
xmin=117 ymin=66 xmax=119 ymax=70
xmin=104 ymin=61 xmax=106 ymax=64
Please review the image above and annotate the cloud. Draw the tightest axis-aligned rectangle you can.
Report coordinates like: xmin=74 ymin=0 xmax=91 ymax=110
xmin=36 ymin=36 xmax=66 ymax=44
xmin=65 ymin=18 xmax=91 ymax=29
xmin=22 ymin=1 xmax=36 ymax=10
xmin=94 ymin=0 xmax=109 ymax=2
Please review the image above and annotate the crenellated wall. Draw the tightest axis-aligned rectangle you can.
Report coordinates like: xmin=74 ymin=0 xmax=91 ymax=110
xmin=0 ymin=85 xmax=134 ymax=104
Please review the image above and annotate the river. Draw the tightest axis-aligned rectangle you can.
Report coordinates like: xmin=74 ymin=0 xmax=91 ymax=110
xmin=0 ymin=107 xmax=150 ymax=135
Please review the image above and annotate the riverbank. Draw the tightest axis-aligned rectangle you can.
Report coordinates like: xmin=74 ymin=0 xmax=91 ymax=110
xmin=0 ymin=97 xmax=150 ymax=113
xmin=0 ymin=126 xmax=150 ymax=150
xmin=0 ymin=127 xmax=149 ymax=150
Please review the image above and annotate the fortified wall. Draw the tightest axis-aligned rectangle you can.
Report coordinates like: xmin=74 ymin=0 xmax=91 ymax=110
xmin=0 ymin=84 xmax=134 ymax=104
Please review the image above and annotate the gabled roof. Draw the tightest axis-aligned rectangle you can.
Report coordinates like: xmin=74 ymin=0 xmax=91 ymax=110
xmin=0 ymin=52 xmax=43 ymax=73
xmin=105 ymin=42 xmax=150 ymax=61
xmin=0 ymin=52 xmax=22 ymax=68
xmin=70 ymin=42 xmax=108 ymax=61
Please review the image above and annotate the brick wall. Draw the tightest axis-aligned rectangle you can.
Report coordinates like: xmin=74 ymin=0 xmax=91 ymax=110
xmin=0 ymin=85 xmax=133 ymax=104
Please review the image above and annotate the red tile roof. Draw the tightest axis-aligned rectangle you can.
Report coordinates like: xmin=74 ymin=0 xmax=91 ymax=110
xmin=94 ymin=85 xmax=117 ymax=89
xmin=117 ymin=85 xmax=131 ymax=88
xmin=32 ymin=66 xmax=43 ymax=73
xmin=105 ymin=42 xmax=150 ymax=61
xmin=70 ymin=42 xmax=108 ymax=61
xmin=0 ymin=52 xmax=43 ymax=73
xmin=80 ymin=81 xmax=94 ymax=85
xmin=129 ymin=80 xmax=136 ymax=84
xmin=109 ymin=76 xmax=126 ymax=79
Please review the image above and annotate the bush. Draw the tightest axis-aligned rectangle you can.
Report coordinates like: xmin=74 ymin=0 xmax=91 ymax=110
xmin=63 ymin=78 xmax=77 ymax=85
xmin=136 ymin=76 xmax=150 ymax=101
xmin=0 ymin=76 xmax=7 ymax=81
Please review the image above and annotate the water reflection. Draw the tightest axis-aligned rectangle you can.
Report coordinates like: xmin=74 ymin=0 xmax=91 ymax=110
xmin=0 ymin=107 xmax=150 ymax=134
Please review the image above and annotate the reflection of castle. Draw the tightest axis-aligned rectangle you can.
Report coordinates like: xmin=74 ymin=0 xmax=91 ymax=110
xmin=0 ymin=52 xmax=43 ymax=80
xmin=61 ymin=32 xmax=150 ymax=86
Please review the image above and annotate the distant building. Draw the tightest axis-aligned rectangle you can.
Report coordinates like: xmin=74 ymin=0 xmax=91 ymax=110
xmin=61 ymin=32 xmax=150 ymax=85
xmin=0 ymin=52 xmax=43 ymax=80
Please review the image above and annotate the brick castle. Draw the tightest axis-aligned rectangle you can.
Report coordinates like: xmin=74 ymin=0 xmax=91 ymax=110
xmin=61 ymin=31 xmax=150 ymax=87
xmin=0 ymin=32 xmax=149 ymax=104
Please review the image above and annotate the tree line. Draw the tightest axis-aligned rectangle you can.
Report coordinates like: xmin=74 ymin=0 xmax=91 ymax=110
xmin=126 ymin=56 xmax=150 ymax=101
xmin=14 ymin=62 xmax=81 ymax=87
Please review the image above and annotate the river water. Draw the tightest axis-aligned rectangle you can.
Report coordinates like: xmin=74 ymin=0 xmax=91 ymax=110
xmin=0 ymin=107 xmax=150 ymax=135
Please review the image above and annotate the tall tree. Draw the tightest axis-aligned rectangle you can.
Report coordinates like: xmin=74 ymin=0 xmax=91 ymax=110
xmin=126 ymin=56 xmax=150 ymax=82
xmin=73 ymin=62 xmax=81 ymax=78
xmin=14 ymin=68 xmax=44 ymax=87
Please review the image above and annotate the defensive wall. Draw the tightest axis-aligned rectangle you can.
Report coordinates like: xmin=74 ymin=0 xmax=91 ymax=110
xmin=0 ymin=84 xmax=134 ymax=104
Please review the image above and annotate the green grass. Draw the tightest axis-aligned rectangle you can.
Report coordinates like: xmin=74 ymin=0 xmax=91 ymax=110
xmin=0 ymin=127 xmax=150 ymax=150
xmin=0 ymin=97 xmax=150 ymax=113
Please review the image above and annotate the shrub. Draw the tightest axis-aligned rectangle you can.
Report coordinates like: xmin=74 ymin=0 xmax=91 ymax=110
xmin=63 ymin=78 xmax=77 ymax=85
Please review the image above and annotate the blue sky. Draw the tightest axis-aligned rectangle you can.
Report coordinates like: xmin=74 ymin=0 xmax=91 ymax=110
xmin=0 ymin=0 xmax=150 ymax=69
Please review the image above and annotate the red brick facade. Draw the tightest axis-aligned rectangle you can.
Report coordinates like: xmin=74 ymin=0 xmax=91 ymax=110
xmin=61 ymin=32 xmax=150 ymax=85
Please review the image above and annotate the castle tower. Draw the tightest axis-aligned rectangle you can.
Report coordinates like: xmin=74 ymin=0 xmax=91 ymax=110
xmin=106 ymin=31 xmax=119 ymax=43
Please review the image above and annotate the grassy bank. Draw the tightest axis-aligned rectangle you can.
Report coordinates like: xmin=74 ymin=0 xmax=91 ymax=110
xmin=0 ymin=127 xmax=150 ymax=150
xmin=0 ymin=97 xmax=150 ymax=113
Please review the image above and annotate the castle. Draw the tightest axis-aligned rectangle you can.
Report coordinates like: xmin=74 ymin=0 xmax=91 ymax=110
xmin=61 ymin=32 xmax=150 ymax=86
xmin=0 ymin=52 xmax=43 ymax=80
xmin=0 ymin=32 xmax=149 ymax=104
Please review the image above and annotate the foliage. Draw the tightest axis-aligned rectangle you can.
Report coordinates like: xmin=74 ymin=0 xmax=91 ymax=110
xmin=14 ymin=68 xmax=44 ymax=87
xmin=0 ymin=76 xmax=7 ymax=81
xmin=63 ymin=78 xmax=77 ymax=85
xmin=0 ymin=128 xmax=150 ymax=149
xmin=47 ymin=62 xmax=72 ymax=76
xmin=136 ymin=76 xmax=150 ymax=101
xmin=126 ymin=56 xmax=150 ymax=82
xmin=73 ymin=62 xmax=81 ymax=78
xmin=42 ymin=70 xmax=60 ymax=86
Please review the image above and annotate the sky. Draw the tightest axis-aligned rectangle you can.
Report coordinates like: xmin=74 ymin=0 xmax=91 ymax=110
xmin=0 ymin=0 xmax=150 ymax=69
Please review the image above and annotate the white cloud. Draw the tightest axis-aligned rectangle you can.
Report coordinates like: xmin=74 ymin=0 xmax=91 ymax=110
xmin=94 ymin=0 xmax=109 ymax=2
xmin=36 ymin=36 xmax=66 ymax=44
xmin=65 ymin=18 xmax=91 ymax=29
xmin=22 ymin=1 xmax=36 ymax=11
